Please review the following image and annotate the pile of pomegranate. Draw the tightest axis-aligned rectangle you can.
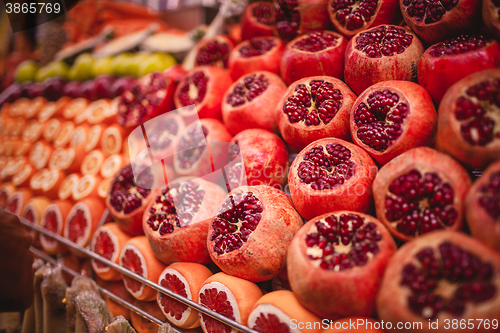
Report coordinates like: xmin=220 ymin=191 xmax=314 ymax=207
xmin=2 ymin=0 xmax=500 ymax=332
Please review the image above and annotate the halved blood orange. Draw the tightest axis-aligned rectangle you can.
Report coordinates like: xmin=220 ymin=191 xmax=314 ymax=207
xmin=23 ymin=119 xmax=45 ymax=143
xmin=9 ymin=97 xmax=30 ymax=117
xmin=81 ymin=150 xmax=105 ymax=176
xmin=119 ymin=236 xmax=166 ymax=301
xmin=43 ymin=118 xmax=62 ymax=142
xmin=101 ymin=125 xmax=127 ymax=156
xmin=323 ymin=318 xmax=384 ymax=332
xmin=41 ymin=169 xmax=66 ymax=199
xmin=100 ymin=154 xmax=125 ymax=179
xmin=58 ymin=173 xmax=81 ymax=201
xmin=24 ymin=96 xmax=47 ymax=119
xmin=40 ymin=199 xmax=73 ymax=255
xmin=0 ymin=156 xmax=26 ymax=181
xmin=63 ymin=98 xmax=89 ymax=120
xmin=0 ymin=156 xmax=7 ymax=169
xmin=12 ymin=163 xmax=36 ymax=187
xmin=1 ymin=138 xmax=13 ymax=156
xmin=198 ymin=272 xmax=263 ymax=333
xmin=14 ymin=140 xmax=32 ymax=157
xmin=63 ymin=198 xmax=105 ymax=256
xmin=6 ymin=188 xmax=33 ymax=216
xmin=64 ymin=147 xmax=86 ymax=173
xmin=86 ymin=99 xmax=112 ymax=124
xmin=53 ymin=121 xmax=75 ymax=148
xmin=29 ymin=141 xmax=53 ymax=170
xmin=22 ymin=196 xmax=51 ymax=247
xmin=130 ymin=300 xmax=167 ymax=333
xmin=157 ymin=262 xmax=212 ymax=329
xmin=85 ymin=124 xmax=105 ymax=153
xmin=248 ymin=290 xmax=322 ymax=333
xmin=0 ymin=182 xmax=15 ymax=208
xmin=11 ymin=117 xmax=26 ymax=137
xmin=91 ymin=222 xmax=132 ymax=281
xmin=70 ymin=124 xmax=90 ymax=149
xmin=30 ymin=168 xmax=49 ymax=195
xmin=97 ymin=177 xmax=113 ymax=199
xmin=72 ymin=174 xmax=102 ymax=201
xmin=38 ymin=98 xmax=69 ymax=122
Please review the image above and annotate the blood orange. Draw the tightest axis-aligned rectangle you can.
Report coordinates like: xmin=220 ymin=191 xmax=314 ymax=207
xmin=97 ymin=177 xmax=113 ymax=199
xmin=6 ymin=188 xmax=33 ymax=216
xmin=0 ymin=183 xmax=15 ymax=208
xmin=53 ymin=121 xmax=75 ymax=148
xmin=58 ymin=173 xmax=81 ymax=201
xmin=40 ymin=200 xmax=73 ymax=254
xmin=100 ymin=154 xmax=125 ymax=179
xmin=70 ymin=124 xmax=90 ymax=149
xmin=23 ymin=119 xmax=45 ymax=142
xmin=43 ymin=118 xmax=62 ymax=143
xmin=12 ymin=163 xmax=36 ymax=188
xmin=22 ymin=196 xmax=51 ymax=247
xmin=29 ymin=168 xmax=49 ymax=196
xmin=41 ymin=169 xmax=66 ymax=200
xmin=29 ymin=141 xmax=53 ymax=170
xmin=63 ymin=98 xmax=89 ymax=120
xmin=101 ymin=125 xmax=127 ymax=156
xmin=72 ymin=174 xmax=103 ymax=201
xmin=24 ymin=96 xmax=47 ymax=119
xmin=81 ymin=150 xmax=105 ymax=176
xmin=85 ymin=124 xmax=105 ymax=152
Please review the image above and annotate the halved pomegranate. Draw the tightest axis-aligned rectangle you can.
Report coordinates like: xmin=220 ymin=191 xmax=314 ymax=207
xmin=194 ymin=35 xmax=235 ymax=69
xmin=465 ymin=161 xmax=500 ymax=253
xmin=174 ymin=66 xmax=233 ymax=120
xmin=288 ymin=211 xmax=396 ymax=319
xmin=350 ymin=80 xmax=438 ymax=165
xmin=280 ymin=31 xmax=348 ymax=85
xmin=276 ymin=76 xmax=357 ymax=149
xmin=377 ymin=231 xmax=500 ymax=332
xmin=141 ymin=111 xmax=185 ymax=163
xmin=436 ymin=69 xmax=500 ymax=169
xmin=222 ymin=71 xmax=287 ymax=135
xmin=143 ymin=178 xmax=227 ymax=265
xmin=483 ymin=0 xmax=500 ymax=39
xmin=418 ymin=35 xmax=500 ymax=103
xmin=400 ymin=0 xmax=482 ymax=43
xmin=241 ymin=2 xmax=275 ymax=40
xmin=373 ymin=147 xmax=471 ymax=241
xmin=6 ymin=188 xmax=33 ymax=216
xmin=208 ymin=185 xmax=303 ymax=282
xmin=273 ymin=0 xmax=330 ymax=42
xmin=40 ymin=200 xmax=73 ymax=255
xmin=288 ymin=138 xmax=377 ymax=220
xmin=344 ymin=25 xmax=424 ymax=95
xmin=228 ymin=37 xmax=285 ymax=80
xmin=117 ymin=71 xmax=176 ymax=128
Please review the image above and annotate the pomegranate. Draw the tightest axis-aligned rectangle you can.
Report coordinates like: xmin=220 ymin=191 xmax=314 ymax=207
xmin=280 ymin=31 xmax=348 ymax=85
xmin=224 ymin=129 xmax=289 ymax=190
xmin=194 ymin=35 xmax=235 ymax=69
xmin=465 ymin=161 xmax=500 ymax=253
xmin=222 ymin=71 xmax=287 ymax=135
xmin=208 ymin=185 xmax=303 ymax=282
xmin=373 ymin=147 xmax=471 ymax=241
xmin=288 ymin=138 xmax=377 ymax=220
xmin=483 ymin=0 xmax=500 ymax=40
xmin=228 ymin=37 xmax=285 ymax=80
xmin=143 ymin=178 xmax=227 ymax=265
xmin=241 ymin=2 xmax=275 ymax=40
xmin=418 ymin=35 xmax=500 ymax=103
xmin=400 ymin=0 xmax=482 ymax=43
xmin=377 ymin=231 xmax=500 ymax=332
xmin=273 ymin=0 xmax=330 ymax=42
xmin=117 ymin=71 xmax=176 ymax=128
xmin=344 ymin=25 xmax=424 ymax=95
xmin=173 ymin=118 xmax=233 ymax=177
xmin=106 ymin=164 xmax=156 ymax=236
xmin=276 ymin=77 xmax=357 ymax=150
xmin=287 ymin=211 xmax=396 ymax=319
xmin=174 ymin=66 xmax=233 ymax=120
xmin=436 ymin=69 xmax=500 ymax=169
xmin=327 ymin=0 xmax=402 ymax=39
xmin=350 ymin=80 xmax=438 ymax=165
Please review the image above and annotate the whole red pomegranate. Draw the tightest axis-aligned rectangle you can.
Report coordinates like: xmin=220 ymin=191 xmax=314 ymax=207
xmin=194 ymin=35 xmax=235 ymax=69
xmin=207 ymin=185 xmax=303 ymax=282
xmin=287 ymin=211 xmax=396 ymax=319
xmin=436 ymin=69 xmax=500 ymax=169
xmin=117 ymin=72 xmax=176 ymax=128
xmin=465 ymin=161 xmax=500 ymax=253
xmin=240 ymin=2 xmax=275 ymax=40
xmin=228 ymin=37 xmax=285 ymax=80
xmin=350 ymin=80 xmax=437 ymax=165
xmin=143 ymin=178 xmax=227 ymax=265
xmin=280 ymin=31 xmax=348 ymax=85
xmin=273 ymin=0 xmax=330 ymax=42
xmin=328 ymin=0 xmax=402 ymax=39
xmin=344 ymin=25 xmax=424 ymax=95
xmin=288 ymin=138 xmax=378 ymax=220
xmin=400 ymin=0 xmax=482 ymax=43
xmin=222 ymin=71 xmax=287 ymax=135
xmin=373 ymin=147 xmax=471 ymax=242
xmin=174 ymin=66 xmax=233 ymax=120
xmin=377 ymin=231 xmax=500 ymax=332
xmin=225 ymin=129 xmax=289 ymax=190
xmin=483 ymin=0 xmax=500 ymax=40
xmin=418 ymin=35 xmax=500 ymax=103
xmin=276 ymin=76 xmax=357 ymax=150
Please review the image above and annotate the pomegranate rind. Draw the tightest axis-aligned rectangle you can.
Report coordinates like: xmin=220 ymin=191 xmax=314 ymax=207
xmin=373 ymin=147 xmax=471 ymax=241
xmin=350 ymin=80 xmax=438 ymax=165
xmin=483 ymin=0 xmax=500 ymax=40
xmin=240 ymin=2 xmax=275 ymax=40
xmin=377 ymin=231 xmax=500 ymax=332
xmin=287 ymin=211 xmax=396 ymax=319
xmin=194 ymin=35 xmax=235 ymax=69
xmin=208 ymin=185 xmax=304 ymax=282
xmin=436 ymin=68 xmax=500 ymax=169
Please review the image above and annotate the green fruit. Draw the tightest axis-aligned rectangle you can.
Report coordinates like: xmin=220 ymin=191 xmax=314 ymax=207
xmin=138 ymin=53 xmax=176 ymax=76
xmin=35 ymin=61 xmax=69 ymax=82
xmin=123 ymin=52 xmax=151 ymax=77
xmin=69 ymin=53 xmax=95 ymax=81
xmin=110 ymin=53 xmax=134 ymax=76
xmin=92 ymin=57 xmax=113 ymax=77
xmin=15 ymin=60 xmax=39 ymax=83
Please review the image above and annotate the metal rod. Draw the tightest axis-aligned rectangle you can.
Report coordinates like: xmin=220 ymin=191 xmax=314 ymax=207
xmin=18 ymin=210 xmax=259 ymax=333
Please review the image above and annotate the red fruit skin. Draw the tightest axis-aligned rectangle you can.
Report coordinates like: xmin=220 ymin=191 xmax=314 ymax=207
xmin=174 ymin=66 xmax=233 ymax=121
xmin=143 ymin=178 xmax=227 ymax=265
xmin=163 ymin=64 xmax=188 ymax=84
xmin=435 ymin=69 xmax=500 ymax=169
xmin=344 ymin=25 xmax=424 ymax=95
xmin=276 ymin=76 xmax=357 ymax=150
xmin=222 ymin=71 xmax=287 ymax=135
xmin=228 ymin=37 xmax=285 ymax=80
xmin=287 ymin=212 xmax=397 ymax=319
xmin=373 ymin=147 xmax=471 ymax=242
xmin=377 ymin=231 xmax=500 ymax=333
xmin=241 ymin=2 xmax=275 ymax=40
xmin=288 ymin=138 xmax=378 ymax=221
xmin=350 ymin=80 xmax=438 ymax=165
xmin=465 ymin=160 xmax=500 ymax=253
xmin=418 ymin=38 xmax=500 ymax=103
xmin=483 ymin=0 xmax=500 ymax=40
xmin=207 ymin=185 xmax=304 ymax=282
xmin=280 ymin=31 xmax=348 ymax=85
xmin=400 ymin=0 xmax=482 ymax=44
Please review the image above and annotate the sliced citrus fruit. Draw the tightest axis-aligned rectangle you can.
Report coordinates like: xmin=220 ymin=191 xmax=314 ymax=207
xmin=63 ymin=98 xmax=89 ymax=120
xmin=0 ymin=182 xmax=15 ymax=208
xmin=11 ymin=117 xmax=26 ymax=137
xmin=37 ymin=98 xmax=69 ymax=122
xmin=0 ymin=156 xmax=7 ymax=169
xmin=30 ymin=169 xmax=49 ymax=195
xmin=97 ymin=177 xmax=113 ymax=199
xmin=64 ymin=147 xmax=86 ymax=173
xmin=24 ymin=96 xmax=47 ymax=119
xmin=40 ymin=200 xmax=73 ymax=254
xmin=2 ymin=138 xmax=13 ymax=156
xmin=86 ymin=99 xmax=112 ymax=124
xmin=130 ymin=300 xmax=167 ymax=333
xmin=9 ymin=97 xmax=30 ymax=117
xmin=23 ymin=119 xmax=45 ymax=142
xmin=6 ymin=188 xmax=33 ymax=216
xmin=100 ymin=154 xmax=125 ymax=179
xmin=101 ymin=125 xmax=127 ymax=156
xmin=72 ymin=174 xmax=102 ymax=201
xmin=53 ymin=121 xmax=75 ymax=148
xmin=41 ymin=169 xmax=66 ymax=199
xmin=43 ymin=118 xmax=62 ymax=142
xmin=29 ymin=141 xmax=53 ymax=170
xmin=81 ymin=150 xmax=105 ymax=176
xmin=0 ymin=156 xmax=26 ymax=181
xmin=48 ymin=148 xmax=68 ymax=170
xmin=58 ymin=173 xmax=81 ymax=201
xmin=12 ymin=163 xmax=35 ymax=187
xmin=14 ymin=140 xmax=32 ymax=157
xmin=85 ymin=124 xmax=105 ymax=152
xmin=70 ymin=124 xmax=90 ymax=149
xmin=22 ymin=196 xmax=51 ymax=247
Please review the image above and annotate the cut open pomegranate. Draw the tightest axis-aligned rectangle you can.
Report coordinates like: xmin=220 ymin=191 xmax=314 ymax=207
xmin=194 ymin=35 xmax=235 ymax=69
xmin=241 ymin=2 xmax=275 ymax=40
